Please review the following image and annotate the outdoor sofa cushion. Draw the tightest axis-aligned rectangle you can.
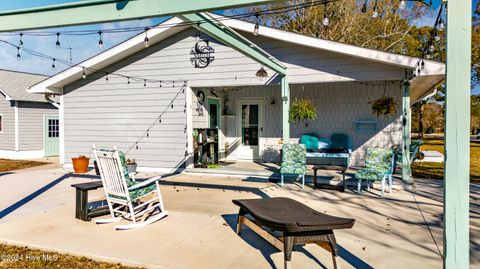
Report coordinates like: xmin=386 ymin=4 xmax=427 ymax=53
xmin=233 ymin=197 xmax=355 ymax=232
xmin=299 ymin=134 xmax=319 ymax=150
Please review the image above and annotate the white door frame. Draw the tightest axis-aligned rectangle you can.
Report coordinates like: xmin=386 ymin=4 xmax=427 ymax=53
xmin=236 ymin=98 xmax=264 ymax=161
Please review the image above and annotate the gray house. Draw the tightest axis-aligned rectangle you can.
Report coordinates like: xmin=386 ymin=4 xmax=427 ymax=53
xmin=28 ymin=14 xmax=444 ymax=172
xmin=0 ymin=70 xmax=59 ymax=159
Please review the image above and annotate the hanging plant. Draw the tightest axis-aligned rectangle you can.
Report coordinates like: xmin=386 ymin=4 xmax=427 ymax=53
xmin=369 ymin=96 xmax=397 ymax=117
xmin=289 ymin=98 xmax=317 ymax=126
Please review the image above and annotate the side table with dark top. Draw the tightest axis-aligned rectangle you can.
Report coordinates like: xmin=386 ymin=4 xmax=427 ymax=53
xmin=312 ymin=165 xmax=347 ymax=192
xmin=71 ymin=181 xmax=110 ymax=221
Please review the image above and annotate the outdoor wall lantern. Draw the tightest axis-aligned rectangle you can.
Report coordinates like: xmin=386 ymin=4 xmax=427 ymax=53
xmin=255 ymin=67 xmax=268 ymax=81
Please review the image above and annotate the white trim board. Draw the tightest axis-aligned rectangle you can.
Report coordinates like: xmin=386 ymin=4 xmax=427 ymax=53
xmin=0 ymin=149 xmax=44 ymax=159
xmin=14 ymin=100 xmax=19 ymax=151
xmin=28 ymin=13 xmax=445 ymax=95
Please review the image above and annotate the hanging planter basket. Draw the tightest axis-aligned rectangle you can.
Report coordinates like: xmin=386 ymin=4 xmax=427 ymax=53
xmin=289 ymin=98 xmax=317 ymax=126
xmin=369 ymin=96 xmax=397 ymax=117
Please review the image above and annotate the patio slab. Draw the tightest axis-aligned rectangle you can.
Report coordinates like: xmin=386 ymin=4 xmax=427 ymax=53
xmin=0 ymin=168 xmax=478 ymax=268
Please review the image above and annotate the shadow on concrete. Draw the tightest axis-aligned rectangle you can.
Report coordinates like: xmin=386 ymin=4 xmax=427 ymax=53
xmin=0 ymin=173 xmax=99 ymax=220
xmin=222 ymin=213 xmax=373 ymax=269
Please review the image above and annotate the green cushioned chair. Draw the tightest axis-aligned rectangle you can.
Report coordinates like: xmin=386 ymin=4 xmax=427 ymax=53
xmin=355 ymin=148 xmax=395 ymax=198
xmin=280 ymin=143 xmax=307 ymax=189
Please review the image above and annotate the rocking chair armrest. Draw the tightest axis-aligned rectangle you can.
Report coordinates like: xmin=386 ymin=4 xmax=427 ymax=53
xmin=128 ymin=176 xmax=162 ymax=191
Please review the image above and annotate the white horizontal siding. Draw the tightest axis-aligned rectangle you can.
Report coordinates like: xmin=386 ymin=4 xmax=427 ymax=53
xmin=63 ymin=27 xmax=406 ymax=169
xmin=210 ymin=81 xmax=402 ymax=166
xmin=0 ymin=98 xmax=15 ymax=150
xmin=17 ymin=101 xmax=57 ymax=151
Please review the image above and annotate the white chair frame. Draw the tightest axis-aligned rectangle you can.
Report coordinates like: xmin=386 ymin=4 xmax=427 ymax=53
xmin=93 ymin=145 xmax=168 ymax=230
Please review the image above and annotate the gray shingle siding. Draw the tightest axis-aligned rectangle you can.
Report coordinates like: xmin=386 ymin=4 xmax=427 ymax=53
xmin=62 ymin=27 xmax=405 ymax=169
xmin=0 ymin=98 xmax=15 ymax=150
xmin=17 ymin=101 xmax=57 ymax=151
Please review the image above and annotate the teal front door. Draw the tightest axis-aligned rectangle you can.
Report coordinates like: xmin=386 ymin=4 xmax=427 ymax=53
xmin=207 ymin=98 xmax=221 ymax=129
xmin=45 ymin=115 xmax=59 ymax=156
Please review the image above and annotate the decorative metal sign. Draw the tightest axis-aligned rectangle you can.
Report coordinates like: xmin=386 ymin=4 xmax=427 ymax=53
xmin=190 ymin=40 xmax=215 ymax=68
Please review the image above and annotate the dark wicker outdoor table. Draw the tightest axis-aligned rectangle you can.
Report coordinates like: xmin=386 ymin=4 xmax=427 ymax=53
xmin=233 ymin=197 xmax=355 ymax=269
xmin=312 ymin=165 xmax=347 ymax=192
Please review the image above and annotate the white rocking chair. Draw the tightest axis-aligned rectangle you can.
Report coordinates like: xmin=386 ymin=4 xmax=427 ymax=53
xmin=93 ymin=145 xmax=168 ymax=230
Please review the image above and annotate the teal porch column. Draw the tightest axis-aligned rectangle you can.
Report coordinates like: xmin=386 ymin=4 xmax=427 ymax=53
xmin=281 ymin=76 xmax=290 ymax=143
xmin=401 ymin=79 xmax=412 ymax=183
xmin=443 ymin=0 xmax=471 ymax=268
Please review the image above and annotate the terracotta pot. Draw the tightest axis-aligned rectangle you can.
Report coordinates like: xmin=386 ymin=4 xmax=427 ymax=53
xmin=72 ymin=157 xmax=90 ymax=173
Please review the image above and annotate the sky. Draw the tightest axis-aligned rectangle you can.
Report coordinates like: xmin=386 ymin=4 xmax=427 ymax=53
xmin=0 ymin=0 xmax=478 ymax=93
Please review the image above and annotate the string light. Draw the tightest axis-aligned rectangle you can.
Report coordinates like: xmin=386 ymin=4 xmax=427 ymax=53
xmin=19 ymin=33 xmax=24 ymax=48
xmin=55 ymin=32 xmax=61 ymax=48
xmin=159 ymin=81 xmax=162 ymax=87
xmin=322 ymin=4 xmax=330 ymax=27
xmin=144 ymin=79 xmax=147 ymax=87
xmin=372 ymin=0 xmax=379 ymax=18
xmin=82 ymin=67 xmax=86 ymax=79
xmin=127 ymin=77 xmax=130 ymax=84
xmin=437 ymin=18 xmax=445 ymax=31
xmin=16 ymin=46 xmax=21 ymax=60
xmin=51 ymin=58 xmax=56 ymax=69
xmin=105 ymin=72 xmax=109 ymax=81
xmin=253 ymin=14 xmax=260 ymax=36
xmin=361 ymin=0 xmax=368 ymax=13
xmin=399 ymin=0 xmax=406 ymax=10
xmin=98 ymin=31 xmax=104 ymax=49
xmin=144 ymin=27 xmax=150 ymax=48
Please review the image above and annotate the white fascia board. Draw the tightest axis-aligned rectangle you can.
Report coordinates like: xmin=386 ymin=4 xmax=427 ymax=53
xmin=210 ymin=13 xmax=445 ymax=76
xmin=0 ymin=88 xmax=13 ymax=101
xmin=28 ymin=17 xmax=187 ymax=94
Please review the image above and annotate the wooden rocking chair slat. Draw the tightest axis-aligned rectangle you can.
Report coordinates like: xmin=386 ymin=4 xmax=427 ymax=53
xmin=93 ymin=145 xmax=168 ymax=230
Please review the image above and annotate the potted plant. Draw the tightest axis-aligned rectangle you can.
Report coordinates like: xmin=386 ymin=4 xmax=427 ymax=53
xmin=289 ymin=98 xmax=317 ymax=127
xmin=369 ymin=96 xmax=397 ymax=117
xmin=72 ymin=155 xmax=90 ymax=173
xmin=126 ymin=159 xmax=137 ymax=174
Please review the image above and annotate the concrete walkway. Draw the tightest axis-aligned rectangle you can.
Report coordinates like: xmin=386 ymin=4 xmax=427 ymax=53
xmin=0 ymin=168 xmax=478 ymax=268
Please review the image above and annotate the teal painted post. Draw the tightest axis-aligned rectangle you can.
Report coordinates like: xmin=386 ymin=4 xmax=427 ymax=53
xmin=401 ymin=80 xmax=412 ymax=183
xmin=444 ymin=0 xmax=471 ymax=268
xmin=281 ymin=76 xmax=290 ymax=143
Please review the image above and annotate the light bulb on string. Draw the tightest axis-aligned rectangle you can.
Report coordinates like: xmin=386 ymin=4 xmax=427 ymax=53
xmin=437 ymin=19 xmax=445 ymax=31
xmin=56 ymin=32 xmax=61 ymax=48
xmin=361 ymin=0 xmax=368 ymax=13
xmin=19 ymin=33 xmax=24 ymax=48
xmin=146 ymin=130 xmax=149 ymax=137
xmin=159 ymin=81 xmax=162 ymax=88
xmin=127 ymin=77 xmax=130 ymax=84
xmin=144 ymin=27 xmax=150 ymax=48
xmin=253 ymin=14 xmax=260 ymax=36
xmin=429 ymin=44 xmax=435 ymax=53
xmin=372 ymin=0 xmax=378 ymax=18
xmin=420 ymin=60 xmax=425 ymax=69
xmin=98 ymin=31 xmax=104 ymax=49
xmin=399 ymin=0 xmax=406 ymax=10
xmin=51 ymin=58 xmax=56 ymax=69
xmin=105 ymin=72 xmax=109 ymax=81
xmin=171 ymin=103 xmax=174 ymax=109
xmin=144 ymin=79 xmax=147 ymax=87
xmin=82 ymin=67 xmax=86 ymax=79
xmin=16 ymin=47 xmax=21 ymax=60
xmin=434 ymin=33 xmax=441 ymax=42
xmin=322 ymin=4 xmax=329 ymax=27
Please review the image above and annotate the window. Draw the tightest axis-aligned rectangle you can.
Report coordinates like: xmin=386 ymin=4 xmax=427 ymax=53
xmin=48 ymin=118 xmax=59 ymax=138
xmin=0 ymin=114 xmax=3 ymax=133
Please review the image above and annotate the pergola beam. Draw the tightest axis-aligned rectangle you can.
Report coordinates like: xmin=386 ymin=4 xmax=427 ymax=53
xmin=0 ymin=0 xmax=280 ymax=32
xmin=443 ymin=0 xmax=471 ymax=268
xmin=178 ymin=13 xmax=287 ymax=75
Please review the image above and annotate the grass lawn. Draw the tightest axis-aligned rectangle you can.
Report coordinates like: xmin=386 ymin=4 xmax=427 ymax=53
xmin=0 ymin=244 xmax=141 ymax=269
xmin=0 ymin=159 xmax=49 ymax=173
xmin=411 ymin=138 xmax=480 ymax=181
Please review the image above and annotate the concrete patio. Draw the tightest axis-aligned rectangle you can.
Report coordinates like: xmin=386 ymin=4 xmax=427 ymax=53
xmin=0 ymin=167 xmax=478 ymax=269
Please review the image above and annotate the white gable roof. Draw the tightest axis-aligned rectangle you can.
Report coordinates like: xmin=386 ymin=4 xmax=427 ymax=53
xmin=29 ymin=13 xmax=444 ymax=98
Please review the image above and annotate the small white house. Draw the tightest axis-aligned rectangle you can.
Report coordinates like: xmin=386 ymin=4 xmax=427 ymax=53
xmin=0 ymin=69 xmax=59 ymax=159
xmin=28 ymin=14 xmax=444 ymax=172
